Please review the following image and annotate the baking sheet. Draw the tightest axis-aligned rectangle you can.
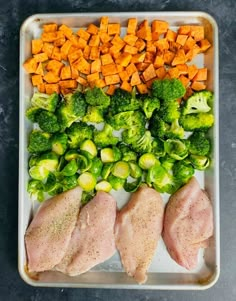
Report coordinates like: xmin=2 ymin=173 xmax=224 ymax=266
xmin=18 ymin=12 xmax=220 ymax=289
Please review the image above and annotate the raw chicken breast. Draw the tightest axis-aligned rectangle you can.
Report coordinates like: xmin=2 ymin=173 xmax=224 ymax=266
xmin=25 ymin=186 xmax=82 ymax=273
xmin=162 ymin=177 xmax=213 ymax=270
xmin=56 ymin=191 xmax=117 ymax=276
xmin=115 ymin=185 xmax=164 ymax=284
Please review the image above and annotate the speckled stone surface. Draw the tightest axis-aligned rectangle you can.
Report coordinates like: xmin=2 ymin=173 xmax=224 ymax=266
xmin=0 ymin=0 xmax=236 ymax=300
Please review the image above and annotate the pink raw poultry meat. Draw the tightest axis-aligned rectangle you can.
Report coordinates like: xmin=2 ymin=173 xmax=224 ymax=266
xmin=115 ymin=185 xmax=164 ymax=284
xmin=25 ymin=186 xmax=83 ymax=273
xmin=162 ymin=177 xmax=213 ymax=270
xmin=56 ymin=191 xmax=117 ymax=276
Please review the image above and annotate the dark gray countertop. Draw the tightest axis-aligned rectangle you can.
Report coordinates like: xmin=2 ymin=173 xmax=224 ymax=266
xmin=0 ymin=0 xmax=235 ymax=300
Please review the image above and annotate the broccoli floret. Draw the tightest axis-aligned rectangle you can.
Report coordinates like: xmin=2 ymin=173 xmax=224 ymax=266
xmin=131 ymin=131 xmax=153 ymax=154
xmin=188 ymin=131 xmax=211 ymax=156
xmin=66 ymin=122 xmax=94 ymax=149
xmin=85 ymin=87 xmax=110 ymax=108
xmin=117 ymin=143 xmax=137 ymax=162
xmin=158 ymin=99 xmax=180 ymax=123
xmin=107 ymin=110 xmax=146 ymax=130
xmin=152 ymin=138 xmax=165 ymax=157
xmin=82 ymin=106 xmax=105 ymax=123
xmin=31 ymin=92 xmax=59 ymax=112
xmin=137 ymin=94 xmax=160 ymax=119
xmin=149 ymin=113 xmax=169 ymax=138
xmin=166 ymin=119 xmax=185 ymax=139
xmin=182 ymin=90 xmax=212 ymax=115
xmin=152 ymin=79 xmax=186 ymax=101
xmin=37 ymin=111 xmax=60 ymax=133
xmin=94 ymin=123 xmax=119 ymax=148
xmin=28 ymin=130 xmax=52 ymax=153
xmin=26 ymin=107 xmax=43 ymax=122
xmin=56 ymin=91 xmax=87 ymax=130
xmin=122 ymin=125 xmax=146 ymax=146
xmin=51 ymin=132 xmax=68 ymax=155
xmin=180 ymin=113 xmax=214 ymax=131
xmin=109 ymin=88 xmax=140 ymax=115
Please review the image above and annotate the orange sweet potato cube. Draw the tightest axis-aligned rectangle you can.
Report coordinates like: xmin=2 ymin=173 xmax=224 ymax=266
xmin=152 ymin=20 xmax=169 ymax=33
xmin=33 ymin=52 xmax=48 ymax=63
xmin=31 ymin=75 xmax=43 ymax=86
xmin=23 ymin=58 xmax=38 ymax=73
xmin=43 ymin=23 xmax=58 ymax=33
xmin=191 ymin=81 xmax=206 ymax=91
xmin=77 ymin=29 xmax=91 ymax=41
xmin=142 ymin=64 xmax=156 ymax=82
xmin=59 ymin=24 xmax=73 ymax=38
xmin=37 ymin=83 xmax=46 ymax=93
xmin=126 ymin=63 xmax=137 ymax=77
xmin=193 ymin=68 xmax=207 ymax=81
xmin=91 ymin=59 xmax=102 ymax=73
xmin=104 ymin=74 xmax=120 ymax=85
xmin=108 ymin=24 xmax=120 ymax=35
xmin=130 ymin=71 xmax=141 ymax=86
xmin=101 ymin=53 xmax=114 ymax=65
xmin=165 ymin=29 xmax=177 ymax=42
xmin=100 ymin=16 xmax=109 ymax=32
xmin=32 ymin=39 xmax=43 ymax=54
xmin=35 ymin=62 xmax=44 ymax=76
xmin=123 ymin=34 xmax=138 ymax=46
xmin=43 ymin=71 xmax=60 ymax=83
xmin=60 ymin=66 xmax=72 ymax=80
xmin=120 ymin=81 xmax=132 ymax=92
xmin=101 ymin=63 xmax=118 ymax=76
xmin=59 ymin=80 xmax=78 ymax=89
xmin=127 ymin=18 xmax=138 ymax=35
xmin=87 ymin=24 xmax=99 ymax=35
xmin=45 ymin=83 xmax=60 ymax=94
xmin=136 ymin=83 xmax=148 ymax=94
xmin=106 ymin=85 xmax=116 ymax=95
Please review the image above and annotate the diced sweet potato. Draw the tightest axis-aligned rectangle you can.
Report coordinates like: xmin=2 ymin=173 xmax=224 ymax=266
xmin=111 ymin=35 xmax=125 ymax=47
xmin=176 ymin=34 xmax=188 ymax=46
xmin=155 ymin=38 xmax=169 ymax=52
xmin=131 ymin=52 xmax=146 ymax=64
xmin=119 ymin=70 xmax=130 ymax=81
xmin=45 ymin=83 xmax=60 ymax=94
xmin=101 ymin=53 xmax=114 ymax=65
xmin=77 ymin=28 xmax=91 ymax=41
xmin=46 ymin=60 xmax=64 ymax=76
xmin=34 ymin=52 xmax=48 ymax=63
xmin=142 ymin=64 xmax=156 ymax=82
xmin=154 ymin=55 xmax=164 ymax=68
xmin=183 ymin=36 xmax=196 ymax=52
xmin=89 ymin=35 xmax=100 ymax=47
xmin=130 ymin=71 xmax=141 ymax=86
xmin=37 ymin=83 xmax=46 ymax=93
xmin=68 ymin=49 xmax=83 ymax=65
xmin=152 ymin=20 xmax=169 ymax=33
xmin=31 ymin=74 xmax=43 ymax=86
xmin=77 ymin=37 xmax=87 ymax=49
xmin=116 ymin=64 xmax=124 ymax=73
xmin=199 ymin=39 xmax=211 ymax=52
xmin=168 ymin=67 xmax=180 ymax=79
xmin=169 ymin=41 xmax=182 ymax=53
xmin=99 ymin=16 xmax=109 ymax=32
xmin=44 ymin=71 xmax=60 ymax=83
xmin=136 ymin=62 xmax=149 ymax=72
xmin=190 ymin=26 xmax=204 ymax=41
xmin=163 ymin=50 xmax=175 ymax=65
xmin=41 ymin=32 xmax=58 ymax=43
xmin=178 ymin=25 xmax=191 ymax=35
xmin=193 ymin=68 xmax=207 ymax=81
xmin=188 ymin=64 xmax=198 ymax=80
xmin=91 ymin=59 xmax=102 ymax=73
xmin=156 ymin=66 xmax=166 ymax=79
xmin=120 ymin=81 xmax=132 ymax=92
xmin=89 ymin=46 xmax=100 ymax=60
xmin=60 ymin=65 xmax=72 ymax=80
xmin=191 ymin=81 xmax=206 ymax=91
xmin=73 ymin=57 xmax=90 ymax=74
xmin=127 ymin=18 xmax=138 ymax=35
xmin=146 ymin=41 xmax=156 ymax=53
xmin=54 ymin=36 xmax=66 ymax=47
xmin=60 ymin=40 xmax=72 ymax=60
xmin=123 ymin=45 xmax=138 ymax=55
xmin=59 ymin=80 xmax=78 ymax=89
xmin=116 ymin=52 xmax=132 ymax=67
xmin=136 ymin=26 xmax=152 ymax=41
xmin=95 ymin=78 xmax=106 ymax=88
xmin=59 ymin=24 xmax=73 ymax=38
xmin=51 ymin=47 xmax=61 ymax=61
xmin=101 ymin=63 xmax=118 ymax=76
xmin=83 ymin=45 xmax=91 ymax=60
xmin=165 ymin=29 xmax=177 ymax=42
xmin=135 ymin=39 xmax=146 ymax=52
xmin=172 ymin=49 xmax=186 ymax=65
xmin=123 ymin=34 xmax=138 ymax=46
xmin=144 ymin=52 xmax=155 ymax=64
xmin=145 ymin=77 xmax=157 ymax=88
xmin=42 ymin=42 xmax=54 ymax=58
xmin=177 ymin=63 xmax=188 ymax=75
xmin=136 ymin=83 xmax=148 ymax=94
xmin=35 ymin=62 xmax=44 ymax=76
xmin=179 ymin=75 xmax=190 ymax=87
xmin=87 ymin=24 xmax=99 ymax=35
xmin=77 ymin=76 xmax=88 ymax=86
xmin=43 ymin=23 xmax=58 ymax=33
xmin=126 ymin=63 xmax=137 ymax=77
xmin=99 ymin=32 xmax=111 ymax=44
xmin=23 ymin=58 xmax=38 ymax=73
xmin=32 ymin=39 xmax=43 ymax=55
xmin=70 ymin=66 xmax=79 ymax=79
xmin=87 ymin=72 xmax=100 ymax=83
xmin=108 ymin=24 xmax=121 ymax=35
xmin=105 ymin=74 xmax=120 ymax=85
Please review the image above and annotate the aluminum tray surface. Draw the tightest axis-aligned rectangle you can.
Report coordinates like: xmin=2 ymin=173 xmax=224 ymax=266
xmin=18 ymin=12 xmax=220 ymax=289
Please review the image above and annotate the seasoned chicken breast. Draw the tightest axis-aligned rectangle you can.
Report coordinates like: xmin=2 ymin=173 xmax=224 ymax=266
xmin=162 ymin=177 xmax=213 ymax=270
xmin=115 ymin=185 xmax=164 ymax=284
xmin=56 ymin=191 xmax=117 ymax=276
xmin=25 ymin=186 xmax=83 ymax=273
